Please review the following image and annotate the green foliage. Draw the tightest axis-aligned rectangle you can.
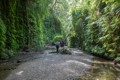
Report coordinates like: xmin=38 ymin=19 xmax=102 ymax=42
xmin=0 ymin=18 xmax=6 ymax=59
xmin=114 ymin=57 xmax=120 ymax=62
xmin=69 ymin=0 xmax=120 ymax=60
xmin=0 ymin=0 xmax=63 ymax=59
xmin=53 ymin=35 xmax=63 ymax=42
xmin=5 ymin=49 xmax=15 ymax=58
xmin=6 ymin=0 xmax=18 ymax=50
xmin=43 ymin=15 xmax=62 ymax=42
xmin=67 ymin=35 xmax=78 ymax=47
xmin=0 ymin=0 xmax=55 ymax=59
xmin=0 ymin=53 xmax=9 ymax=60
xmin=0 ymin=0 xmax=119 ymax=60
xmin=91 ymin=45 xmax=105 ymax=55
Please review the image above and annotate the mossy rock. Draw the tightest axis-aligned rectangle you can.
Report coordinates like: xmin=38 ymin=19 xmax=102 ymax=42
xmin=60 ymin=48 xmax=72 ymax=55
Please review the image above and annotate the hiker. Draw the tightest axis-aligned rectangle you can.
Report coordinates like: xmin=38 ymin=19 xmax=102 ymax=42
xmin=55 ymin=41 xmax=60 ymax=53
xmin=60 ymin=40 xmax=65 ymax=47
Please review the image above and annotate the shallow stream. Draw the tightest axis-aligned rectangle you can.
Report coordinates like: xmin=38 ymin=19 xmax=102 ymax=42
xmin=80 ymin=57 xmax=120 ymax=80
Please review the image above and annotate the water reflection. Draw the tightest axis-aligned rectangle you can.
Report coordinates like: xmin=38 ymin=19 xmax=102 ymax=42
xmin=80 ymin=57 xmax=120 ymax=80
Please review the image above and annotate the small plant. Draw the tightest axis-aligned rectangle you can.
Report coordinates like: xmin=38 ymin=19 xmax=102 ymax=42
xmin=114 ymin=57 xmax=120 ymax=62
xmin=114 ymin=57 xmax=120 ymax=65
xmin=0 ymin=53 xmax=9 ymax=60
xmin=5 ymin=49 xmax=15 ymax=58
xmin=60 ymin=48 xmax=72 ymax=55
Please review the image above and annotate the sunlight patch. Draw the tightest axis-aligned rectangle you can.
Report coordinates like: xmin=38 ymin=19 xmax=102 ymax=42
xmin=72 ymin=50 xmax=83 ymax=54
xmin=66 ymin=60 xmax=90 ymax=67
xmin=83 ymin=59 xmax=92 ymax=63
xmin=16 ymin=71 xmax=24 ymax=75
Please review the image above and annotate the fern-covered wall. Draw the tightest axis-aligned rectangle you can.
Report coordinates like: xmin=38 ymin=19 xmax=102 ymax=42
xmin=69 ymin=0 xmax=120 ymax=60
xmin=0 ymin=0 xmax=62 ymax=59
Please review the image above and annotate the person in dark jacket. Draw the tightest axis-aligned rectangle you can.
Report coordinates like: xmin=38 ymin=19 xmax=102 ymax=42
xmin=55 ymin=41 xmax=60 ymax=53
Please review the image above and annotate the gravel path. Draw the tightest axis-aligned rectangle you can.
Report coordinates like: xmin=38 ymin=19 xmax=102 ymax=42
xmin=5 ymin=48 xmax=93 ymax=80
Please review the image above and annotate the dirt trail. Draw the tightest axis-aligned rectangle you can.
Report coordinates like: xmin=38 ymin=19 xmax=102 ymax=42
xmin=5 ymin=47 xmax=93 ymax=80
